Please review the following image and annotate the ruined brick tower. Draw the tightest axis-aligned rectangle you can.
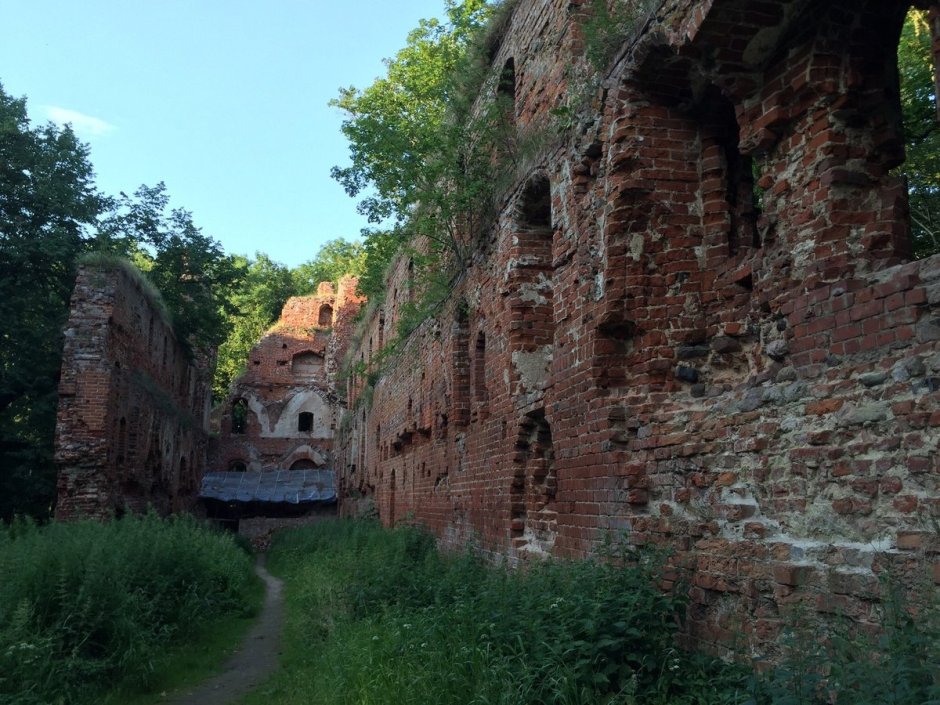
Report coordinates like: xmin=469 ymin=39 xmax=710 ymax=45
xmin=55 ymin=262 xmax=213 ymax=519
xmin=209 ymin=276 xmax=363 ymax=474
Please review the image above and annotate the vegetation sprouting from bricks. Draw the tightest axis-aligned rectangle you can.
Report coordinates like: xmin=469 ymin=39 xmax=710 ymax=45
xmin=331 ymin=0 xmax=563 ymax=393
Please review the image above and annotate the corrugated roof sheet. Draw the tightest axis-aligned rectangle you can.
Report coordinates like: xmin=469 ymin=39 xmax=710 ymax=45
xmin=199 ymin=469 xmax=336 ymax=504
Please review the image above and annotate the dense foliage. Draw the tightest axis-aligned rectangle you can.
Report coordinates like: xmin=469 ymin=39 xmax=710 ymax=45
xmin=247 ymin=520 xmax=940 ymax=705
xmin=330 ymin=0 xmax=514 ymax=305
xmin=94 ymin=183 xmax=245 ymax=354
xmin=330 ymin=0 xmax=491 ymax=226
xmin=245 ymin=520 xmax=749 ymax=705
xmin=898 ymin=8 xmax=940 ymax=258
xmin=0 ymin=83 xmax=106 ymax=521
xmin=0 ymin=514 xmax=258 ymax=705
xmin=291 ymin=237 xmax=365 ymax=294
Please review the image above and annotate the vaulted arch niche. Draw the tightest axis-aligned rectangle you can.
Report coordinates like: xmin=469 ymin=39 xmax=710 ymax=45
xmin=509 ymin=409 xmax=556 ymax=557
xmin=291 ymin=350 xmax=324 ymax=377
xmin=508 ymin=174 xmax=556 ymax=405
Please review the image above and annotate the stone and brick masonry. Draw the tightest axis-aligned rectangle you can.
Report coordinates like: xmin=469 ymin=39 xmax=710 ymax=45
xmin=337 ymin=0 xmax=940 ymax=652
xmin=55 ymin=263 xmax=213 ymax=519
xmin=209 ymin=277 xmax=364 ymax=474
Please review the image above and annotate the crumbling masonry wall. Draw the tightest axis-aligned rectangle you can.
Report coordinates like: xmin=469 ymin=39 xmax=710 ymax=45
xmin=209 ymin=276 xmax=364 ymax=473
xmin=55 ymin=264 xmax=212 ymax=519
xmin=337 ymin=0 xmax=940 ymax=653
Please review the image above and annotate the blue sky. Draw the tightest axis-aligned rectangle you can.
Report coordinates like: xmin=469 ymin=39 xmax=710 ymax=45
xmin=0 ymin=0 xmax=446 ymax=268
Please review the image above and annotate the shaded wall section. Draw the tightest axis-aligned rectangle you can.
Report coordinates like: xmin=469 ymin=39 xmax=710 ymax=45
xmin=337 ymin=0 xmax=940 ymax=654
xmin=209 ymin=276 xmax=364 ymax=474
xmin=55 ymin=263 xmax=212 ymax=519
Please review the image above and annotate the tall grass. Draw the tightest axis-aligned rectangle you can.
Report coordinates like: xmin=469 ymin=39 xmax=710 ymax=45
xmin=246 ymin=520 xmax=748 ymax=705
xmin=0 ymin=514 xmax=258 ymax=705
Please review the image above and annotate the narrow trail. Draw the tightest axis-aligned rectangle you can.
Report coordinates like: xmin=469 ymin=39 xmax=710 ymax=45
xmin=167 ymin=555 xmax=283 ymax=705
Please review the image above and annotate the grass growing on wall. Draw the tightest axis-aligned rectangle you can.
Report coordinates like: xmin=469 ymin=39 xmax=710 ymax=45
xmin=0 ymin=514 xmax=261 ymax=705
xmin=244 ymin=520 xmax=749 ymax=705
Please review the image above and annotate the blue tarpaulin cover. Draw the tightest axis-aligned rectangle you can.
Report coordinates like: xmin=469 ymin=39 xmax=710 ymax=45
xmin=199 ymin=469 xmax=336 ymax=504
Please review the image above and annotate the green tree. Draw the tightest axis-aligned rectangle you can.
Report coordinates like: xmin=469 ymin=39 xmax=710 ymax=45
xmin=214 ymin=253 xmax=296 ymax=398
xmin=898 ymin=8 xmax=940 ymax=258
xmin=96 ymin=183 xmax=244 ymax=354
xmin=330 ymin=0 xmax=492 ymax=226
xmin=330 ymin=0 xmax=530 ymax=315
xmin=356 ymin=227 xmax=405 ymax=300
xmin=291 ymin=237 xmax=366 ymax=294
xmin=0 ymin=82 xmax=105 ymax=520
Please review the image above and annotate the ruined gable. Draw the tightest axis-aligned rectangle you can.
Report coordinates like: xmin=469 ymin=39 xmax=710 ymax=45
xmin=209 ymin=276 xmax=364 ymax=475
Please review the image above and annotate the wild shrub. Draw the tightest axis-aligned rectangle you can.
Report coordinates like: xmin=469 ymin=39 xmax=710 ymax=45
xmin=0 ymin=514 xmax=256 ymax=705
xmin=747 ymin=576 xmax=940 ymax=705
xmin=253 ymin=520 xmax=748 ymax=705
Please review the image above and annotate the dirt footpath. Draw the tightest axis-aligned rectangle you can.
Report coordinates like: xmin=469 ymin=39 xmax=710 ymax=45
xmin=167 ymin=556 xmax=283 ymax=705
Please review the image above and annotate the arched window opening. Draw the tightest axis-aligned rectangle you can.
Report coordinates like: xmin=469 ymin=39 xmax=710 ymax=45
xmin=702 ymin=87 xmax=761 ymax=256
xmin=453 ymin=306 xmax=471 ymax=426
xmin=298 ymin=412 xmax=314 ymax=433
xmin=510 ymin=175 xmax=556 ymax=371
xmin=518 ymin=175 xmax=552 ymax=230
xmin=473 ymin=331 xmax=488 ymax=405
xmin=116 ymin=417 xmax=127 ymax=469
xmin=498 ymin=57 xmax=516 ymax=121
xmin=898 ymin=7 xmax=940 ymax=258
xmin=231 ymin=399 xmax=248 ymax=434
xmin=318 ymin=304 xmax=333 ymax=326
xmin=229 ymin=460 xmax=247 ymax=472
xmin=290 ymin=458 xmax=319 ymax=470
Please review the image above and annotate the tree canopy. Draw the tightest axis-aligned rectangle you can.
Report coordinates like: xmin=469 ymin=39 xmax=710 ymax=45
xmin=95 ymin=183 xmax=244 ymax=354
xmin=330 ymin=0 xmax=491 ymax=226
xmin=330 ymin=0 xmax=527 ymax=311
xmin=0 ymin=82 xmax=105 ymax=520
xmin=898 ymin=8 xmax=940 ymax=258
xmin=292 ymin=237 xmax=366 ymax=294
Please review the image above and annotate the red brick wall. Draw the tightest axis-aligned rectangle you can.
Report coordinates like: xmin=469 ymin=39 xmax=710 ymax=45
xmin=55 ymin=263 xmax=212 ymax=519
xmin=336 ymin=0 xmax=940 ymax=652
xmin=209 ymin=276 xmax=364 ymax=473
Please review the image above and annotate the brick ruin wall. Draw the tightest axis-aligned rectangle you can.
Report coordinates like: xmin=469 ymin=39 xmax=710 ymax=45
xmin=55 ymin=264 xmax=212 ymax=519
xmin=209 ymin=276 xmax=364 ymax=473
xmin=337 ymin=0 xmax=940 ymax=652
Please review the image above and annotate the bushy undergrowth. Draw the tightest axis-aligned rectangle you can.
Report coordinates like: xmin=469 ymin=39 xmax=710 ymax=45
xmin=250 ymin=520 xmax=748 ymax=705
xmin=0 ymin=514 xmax=257 ymax=705
xmin=750 ymin=582 xmax=940 ymax=705
xmin=252 ymin=521 xmax=940 ymax=705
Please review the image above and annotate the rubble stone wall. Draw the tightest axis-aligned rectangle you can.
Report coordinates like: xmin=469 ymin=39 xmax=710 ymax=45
xmin=55 ymin=263 xmax=212 ymax=519
xmin=337 ymin=0 xmax=940 ymax=652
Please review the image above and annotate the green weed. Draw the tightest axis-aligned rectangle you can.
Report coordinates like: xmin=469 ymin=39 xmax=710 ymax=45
xmin=245 ymin=519 xmax=748 ymax=705
xmin=0 ymin=514 xmax=259 ymax=705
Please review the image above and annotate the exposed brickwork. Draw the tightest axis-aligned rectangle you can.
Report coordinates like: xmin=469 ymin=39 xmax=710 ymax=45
xmin=337 ymin=0 xmax=940 ymax=653
xmin=209 ymin=276 xmax=364 ymax=473
xmin=55 ymin=264 xmax=212 ymax=519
